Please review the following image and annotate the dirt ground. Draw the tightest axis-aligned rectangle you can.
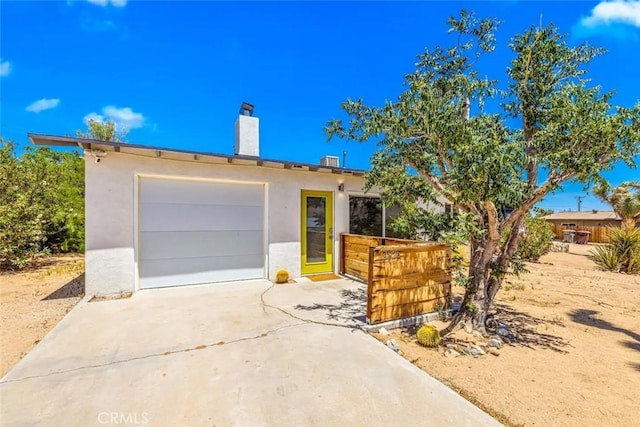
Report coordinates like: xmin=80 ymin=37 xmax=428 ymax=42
xmin=377 ymin=243 xmax=640 ymax=427
xmin=0 ymin=255 xmax=84 ymax=378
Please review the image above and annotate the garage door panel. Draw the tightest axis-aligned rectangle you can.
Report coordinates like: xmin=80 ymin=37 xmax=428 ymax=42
xmin=138 ymin=177 xmax=265 ymax=289
xmin=140 ymin=230 xmax=263 ymax=260
xmin=140 ymin=178 xmax=263 ymax=206
xmin=139 ymin=203 xmax=263 ymax=232
xmin=140 ymin=253 xmax=263 ymax=278
xmin=139 ymin=258 xmax=264 ymax=288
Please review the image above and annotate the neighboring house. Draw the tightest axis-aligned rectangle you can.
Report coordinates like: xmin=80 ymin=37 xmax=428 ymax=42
xmin=543 ymin=210 xmax=629 ymax=243
xmin=544 ymin=210 xmax=622 ymax=229
xmin=30 ymin=107 xmax=437 ymax=295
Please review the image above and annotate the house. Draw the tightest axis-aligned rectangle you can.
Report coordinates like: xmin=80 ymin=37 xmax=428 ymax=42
xmin=544 ymin=210 xmax=622 ymax=229
xmin=29 ymin=107 xmax=423 ymax=295
xmin=543 ymin=210 xmax=629 ymax=243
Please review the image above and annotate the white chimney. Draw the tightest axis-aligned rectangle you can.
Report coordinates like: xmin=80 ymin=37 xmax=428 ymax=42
xmin=235 ymin=102 xmax=259 ymax=157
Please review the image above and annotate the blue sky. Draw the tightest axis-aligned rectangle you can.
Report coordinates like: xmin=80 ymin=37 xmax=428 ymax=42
xmin=1 ymin=0 xmax=638 ymax=212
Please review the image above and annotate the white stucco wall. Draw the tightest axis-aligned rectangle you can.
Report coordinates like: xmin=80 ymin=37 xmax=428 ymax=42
xmin=84 ymin=151 xmax=370 ymax=295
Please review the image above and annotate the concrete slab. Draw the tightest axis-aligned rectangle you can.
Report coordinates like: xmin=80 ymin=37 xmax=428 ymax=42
xmin=1 ymin=279 xmax=500 ymax=426
xmin=264 ymin=278 xmax=367 ymax=327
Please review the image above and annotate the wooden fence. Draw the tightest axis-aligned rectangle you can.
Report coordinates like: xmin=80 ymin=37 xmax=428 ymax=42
xmin=339 ymin=233 xmax=451 ymax=325
xmin=549 ymin=224 xmax=613 ymax=243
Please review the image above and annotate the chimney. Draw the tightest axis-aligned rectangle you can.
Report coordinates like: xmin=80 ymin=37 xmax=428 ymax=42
xmin=235 ymin=102 xmax=259 ymax=157
xmin=320 ymin=155 xmax=339 ymax=168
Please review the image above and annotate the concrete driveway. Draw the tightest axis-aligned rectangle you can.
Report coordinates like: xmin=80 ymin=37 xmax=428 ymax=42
xmin=0 ymin=278 xmax=499 ymax=427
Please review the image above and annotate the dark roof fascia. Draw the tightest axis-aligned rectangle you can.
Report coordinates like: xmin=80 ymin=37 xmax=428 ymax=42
xmin=27 ymin=133 xmax=367 ymax=176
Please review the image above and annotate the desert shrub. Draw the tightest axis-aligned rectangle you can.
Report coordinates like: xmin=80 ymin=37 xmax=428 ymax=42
xmin=416 ymin=324 xmax=441 ymax=348
xmin=0 ymin=140 xmax=84 ymax=269
xmin=590 ymin=227 xmax=640 ymax=274
xmin=275 ymin=269 xmax=290 ymax=284
xmin=516 ymin=215 xmax=555 ymax=261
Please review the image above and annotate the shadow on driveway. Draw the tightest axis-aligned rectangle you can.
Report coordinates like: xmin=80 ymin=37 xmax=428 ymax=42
xmin=294 ymin=286 xmax=367 ymax=324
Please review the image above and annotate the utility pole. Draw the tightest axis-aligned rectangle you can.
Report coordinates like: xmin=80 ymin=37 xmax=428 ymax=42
xmin=575 ymin=195 xmax=585 ymax=212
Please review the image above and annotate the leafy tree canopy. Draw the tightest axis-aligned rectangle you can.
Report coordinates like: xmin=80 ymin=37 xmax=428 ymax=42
xmin=326 ymin=10 xmax=640 ymax=333
xmin=593 ymin=181 xmax=640 ymax=229
xmin=76 ymin=119 xmax=128 ymax=142
xmin=0 ymin=139 xmax=84 ymax=269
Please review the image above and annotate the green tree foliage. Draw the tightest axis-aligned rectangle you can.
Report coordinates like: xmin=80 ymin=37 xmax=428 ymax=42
xmin=515 ymin=215 xmax=555 ymax=262
xmin=326 ymin=11 xmax=640 ymax=334
xmin=593 ymin=181 xmax=640 ymax=230
xmin=76 ymin=119 xmax=127 ymax=142
xmin=0 ymin=139 xmax=84 ymax=269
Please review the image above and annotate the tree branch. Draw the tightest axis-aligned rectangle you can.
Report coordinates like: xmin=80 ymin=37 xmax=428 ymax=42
xmin=501 ymin=170 xmax=576 ymax=232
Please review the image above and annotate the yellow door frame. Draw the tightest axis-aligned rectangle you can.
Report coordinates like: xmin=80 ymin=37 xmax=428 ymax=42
xmin=301 ymin=190 xmax=334 ymax=275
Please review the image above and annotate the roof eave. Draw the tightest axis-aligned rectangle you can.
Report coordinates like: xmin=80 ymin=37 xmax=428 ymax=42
xmin=27 ymin=133 xmax=367 ymax=177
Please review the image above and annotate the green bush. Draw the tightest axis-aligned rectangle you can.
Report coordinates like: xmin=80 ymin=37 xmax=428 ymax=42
xmin=590 ymin=227 xmax=640 ymax=274
xmin=0 ymin=140 xmax=84 ymax=269
xmin=516 ymin=215 xmax=555 ymax=261
xmin=416 ymin=324 xmax=441 ymax=348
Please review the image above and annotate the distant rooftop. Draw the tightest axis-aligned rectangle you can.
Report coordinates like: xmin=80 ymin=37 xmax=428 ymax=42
xmin=545 ymin=211 xmax=620 ymax=221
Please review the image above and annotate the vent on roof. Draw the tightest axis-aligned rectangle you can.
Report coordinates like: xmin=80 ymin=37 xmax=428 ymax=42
xmin=320 ymin=155 xmax=339 ymax=168
xmin=592 ymin=210 xmax=598 ymax=214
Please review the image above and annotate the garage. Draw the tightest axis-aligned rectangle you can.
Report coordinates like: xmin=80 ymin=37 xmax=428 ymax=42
xmin=138 ymin=177 xmax=265 ymax=289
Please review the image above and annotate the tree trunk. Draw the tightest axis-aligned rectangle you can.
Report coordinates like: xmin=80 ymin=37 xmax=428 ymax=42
xmin=441 ymin=216 xmax=526 ymax=337
xmin=441 ymin=237 xmax=497 ymax=336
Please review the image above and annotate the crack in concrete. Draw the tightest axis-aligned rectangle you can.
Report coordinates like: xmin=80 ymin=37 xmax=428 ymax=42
xmin=0 ymin=322 xmax=306 ymax=385
xmin=2 ymin=283 xmax=361 ymax=385
xmin=259 ymin=284 xmax=360 ymax=330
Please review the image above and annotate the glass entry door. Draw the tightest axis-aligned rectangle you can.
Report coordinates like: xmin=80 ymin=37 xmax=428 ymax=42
xmin=301 ymin=190 xmax=333 ymax=275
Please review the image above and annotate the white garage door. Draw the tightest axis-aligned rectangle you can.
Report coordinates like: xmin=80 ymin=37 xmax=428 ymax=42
xmin=138 ymin=177 xmax=264 ymax=289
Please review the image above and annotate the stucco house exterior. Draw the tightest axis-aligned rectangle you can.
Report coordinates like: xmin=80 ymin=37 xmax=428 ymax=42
xmin=29 ymin=108 xmax=414 ymax=296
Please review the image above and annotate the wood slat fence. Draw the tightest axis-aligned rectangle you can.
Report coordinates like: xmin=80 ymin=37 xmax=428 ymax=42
xmin=549 ymin=224 xmax=613 ymax=243
xmin=339 ymin=233 xmax=451 ymax=325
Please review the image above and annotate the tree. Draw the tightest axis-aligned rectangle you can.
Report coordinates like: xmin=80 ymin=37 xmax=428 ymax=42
xmin=326 ymin=11 xmax=640 ymax=334
xmin=0 ymin=139 xmax=84 ymax=269
xmin=593 ymin=181 xmax=640 ymax=230
xmin=76 ymin=119 xmax=128 ymax=142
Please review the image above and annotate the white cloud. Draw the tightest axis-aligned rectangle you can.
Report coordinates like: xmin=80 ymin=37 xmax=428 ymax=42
xmin=580 ymin=1 xmax=640 ymax=28
xmin=0 ymin=59 xmax=11 ymax=77
xmin=84 ymin=105 xmax=145 ymax=129
xmin=86 ymin=0 xmax=127 ymax=7
xmin=25 ymin=98 xmax=60 ymax=113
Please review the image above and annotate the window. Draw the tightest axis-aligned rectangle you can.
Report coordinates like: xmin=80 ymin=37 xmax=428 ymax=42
xmin=348 ymin=196 xmax=401 ymax=237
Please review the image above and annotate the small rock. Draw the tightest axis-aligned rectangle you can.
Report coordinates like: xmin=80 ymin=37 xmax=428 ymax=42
xmin=378 ymin=327 xmax=389 ymax=336
xmin=487 ymin=338 xmax=503 ymax=349
xmin=488 ymin=335 xmax=503 ymax=343
xmin=444 ymin=348 xmax=461 ymax=358
xmin=487 ymin=347 xmax=500 ymax=356
xmin=385 ymin=339 xmax=400 ymax=352
xmin=463 ymin=320 xmax=474 ymax=334
xmin=472 ymin=345 xmax=486 ymax=355
xmin=497 ymin=326 xmax=516 ymax=343
xmin=463 ymin=346 xmax=482 ymax=357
